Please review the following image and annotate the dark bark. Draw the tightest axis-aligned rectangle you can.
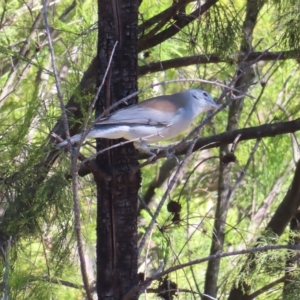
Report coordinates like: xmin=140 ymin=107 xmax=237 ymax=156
xmin=204 ymin=0 xmax=264 ymax=298
xmin=95 ymin=0 xmax=140 ymax=299
xmin=267 ymin=170 xmax=300 ymax=236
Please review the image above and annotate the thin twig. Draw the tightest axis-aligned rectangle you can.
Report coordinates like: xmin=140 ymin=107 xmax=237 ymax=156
xmin=42 ymin=3 xmax=92 ymax=300
xmin=42 ymin=2 xmax=71 ymax=148
xmin=124 ymin=244 xmax=300 ymax=299
xmin=74 ymin=41 xmax=119 ymax=153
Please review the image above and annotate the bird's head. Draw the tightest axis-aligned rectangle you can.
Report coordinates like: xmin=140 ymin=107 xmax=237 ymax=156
xmin=189 ymin=89 xmax=220 ymax=113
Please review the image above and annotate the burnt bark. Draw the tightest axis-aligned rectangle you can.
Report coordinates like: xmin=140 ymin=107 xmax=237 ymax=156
xmin=95 ymin=0 xmax=140 ymax=298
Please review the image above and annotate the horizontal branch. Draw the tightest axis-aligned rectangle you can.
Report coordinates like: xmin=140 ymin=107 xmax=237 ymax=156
xmin=138 ymin=118 xmax=300 ymax=160
xmin=76 ymin=118 xmax=300 ymax=176
xmin=194 ymin=118 xmax=300 ymax=152
xmin=139 ymin=51 xmax=299 ymax=75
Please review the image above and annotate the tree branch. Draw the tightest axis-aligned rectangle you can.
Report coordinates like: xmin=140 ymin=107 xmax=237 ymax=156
xmin=248 ymin=276 xmax=286 ymax=299
xmin=137 ymin=118 xmax=300 ymax=160
xmin=42 ymin=2 xmax=92 ymax=300
xmin=76 ymin=118 xmax=300 ymax=176
xmin=138 ymin=0 xmax=193 ymax=35
xmin=123 ymin=245 xmax=300 ymax=300
xmin=138 ymin=0 xmax=219 ymax=51
xmin=139 ymin=51 xmax=299 ymax=75
xmin=267 ymin=160 xmax=300 ymax=236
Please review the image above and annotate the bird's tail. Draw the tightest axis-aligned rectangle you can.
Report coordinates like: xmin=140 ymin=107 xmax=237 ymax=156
xmin=56 ymin=126 xmax=125 ymax=148
xmin=56 ymin=133 xmax=83 ymax=148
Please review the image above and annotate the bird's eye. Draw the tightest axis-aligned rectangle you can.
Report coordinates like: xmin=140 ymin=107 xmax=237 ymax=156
xmin=192 ymin=94 xmax=197 ymax=99
xmin=203 ymin=92 xmax=208 ymax=97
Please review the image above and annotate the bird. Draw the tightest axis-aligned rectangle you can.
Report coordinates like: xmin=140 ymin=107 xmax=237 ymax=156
xmin=56 ymin=89 xmax=220 ymax=152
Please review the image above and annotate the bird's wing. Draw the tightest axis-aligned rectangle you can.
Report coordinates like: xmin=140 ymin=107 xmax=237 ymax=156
xmin=96 ymin=95 xmax=184 ymax=126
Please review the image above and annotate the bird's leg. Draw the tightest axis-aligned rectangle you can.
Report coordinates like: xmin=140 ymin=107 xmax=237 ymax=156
xmin=134 ymin=141 xmax=158 ymax=161
xmin=134 ymin=140 xmax=178 ymax=162
xmin=144 ymin=143 xmax=178 ymax=161
xmin=161 ymin=146 xmax=178 ymax=162
xmin=148 ymin=145 xmax=174 ymax=158
xmin=164 ymin=147 xmax=176 ymax=160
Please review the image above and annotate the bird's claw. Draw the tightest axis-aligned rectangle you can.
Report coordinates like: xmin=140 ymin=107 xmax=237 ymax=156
xmin=164 ymin=147 xmax=175 ymax=158
xmin=135 ymin=140 xmax=178 ymax=162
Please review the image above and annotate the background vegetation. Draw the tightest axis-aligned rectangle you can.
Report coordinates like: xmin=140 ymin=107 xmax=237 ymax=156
xmin=0 ymin=0 xmax=300 ymax=299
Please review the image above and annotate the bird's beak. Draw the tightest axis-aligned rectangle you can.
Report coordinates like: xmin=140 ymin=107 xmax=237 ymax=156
xmin=211 ymin=102 xmax=221 ymax=110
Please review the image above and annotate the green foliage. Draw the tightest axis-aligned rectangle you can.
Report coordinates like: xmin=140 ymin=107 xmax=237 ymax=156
xmin=0 ymin=0 xmax=98 ymax=298
xmin=199 ymin=2 xmax=243 ymax=55
xmin=2 ymin=0 xmax=300 ymax=298
xmin=273 ymin=0 xmax=300 ymax=50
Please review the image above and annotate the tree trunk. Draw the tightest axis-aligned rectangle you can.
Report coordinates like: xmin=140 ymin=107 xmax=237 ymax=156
xmin=95 ymin=0 xmax=140 ymax=298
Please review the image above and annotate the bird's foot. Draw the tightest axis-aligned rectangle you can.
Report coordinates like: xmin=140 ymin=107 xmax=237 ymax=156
xmin=160 ymin=146 xmax=178 ymax=163
xmin=135 ymin=141 xmax=177 ymax=162
xmin=134 ymin=141 xmax=158 ymax=162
